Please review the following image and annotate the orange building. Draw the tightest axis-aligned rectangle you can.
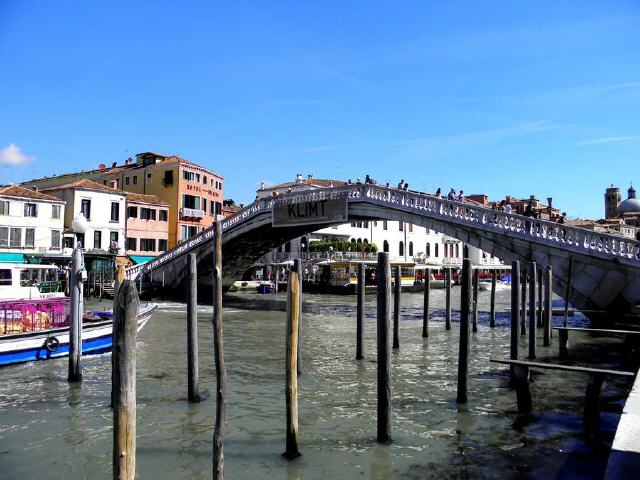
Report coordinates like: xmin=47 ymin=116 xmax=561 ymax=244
xmin=22 ymin=152 xmax=224 ymax=248
xmin=125 ymin=193 xmax=170 ymax=260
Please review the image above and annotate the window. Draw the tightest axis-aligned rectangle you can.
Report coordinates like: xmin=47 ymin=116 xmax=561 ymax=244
xmin=455 ymin=244 xmax=460 ymax=258
xmin=383 ymin=240 xmax=389 ymax=253
xmin=0 ymin=201 xmax=9 ymax=215
xmin=0 ymin=270 xmax=11 ymax=285
xmin=203 ymin=175 xmax=207 ymax=185
xmin=409 ymin=224 xmax=413 ymax=233
xmin=110 ymin=232 xmax=119 ymax=248
xmin=159 ymin=239 xmax=168 ymax=251
xmin=183 ymin=170 xmax=195 ymax=181
xmin=125 ymin=177 xmax=130 ymax=186
xmin=94 ymin=231 xmax=102 ymax=249
xmin=159 ymin=210 xmax=168 ymax=221
xmin=435 ymin=244 xmax=439 ymax=258
xmin=147 ymin=173 xmax=152 ymax=181
xmin=426 ymin=243 xmax=431 ymax=257
xmin=52 ymin=204 xmax=61 ymax=219
xmin=10 ymin=228 xmax=21 ymax=247
xmin=210 ymin=200 xmax=215 ymax=216
xmin=127 ymin=206 xmax=138 ymax=218
xmin=399 ymin=241 xmax=404 ymax=256
xmin=409 ymin=241 xmax=414 ymax=256
xmin=103 ymin=180 xmax=108 ymax=186
xmin=399 ymin=221 xmax=403 ymax=231
xmin=164 ymin=170 xmax=174 ymax=185
xmin=110 ymin=202 xmax=120 ymax=222
xmin=24 ymin=203 xmax=37 ymax=217
xmin=0 ymin=227 xmax=8 ymax=247
xmin=202 ymin=197 xmax=207 ymax=214
xmin=51 ymin=230 xmax=61 ymax=249
xmin=195 ymin=173 xmax=200 ymax=183
xmin=364 ymin=221 xmax=369 ymax=228
xmin=140 ymin=238 xmax=156 ymax=252
xmin=127 ymin=237 xmax=137 ymax=251
xmin=182 ymin=194 xmax=200 ymax=209
xmin=383 ymin=221 xmax=388 ymax=230
xmin=132 ymin=175 xmax=138 ymax=185
xmin=25 ymin=228 xmax=35 ymax=247
xmin=140 ymin=208 xmax=157 ymax=220
xmin=215 ymin=201 xmax=222 ymax=215
xmin=81 ymin=199 xmax=91 ymax=220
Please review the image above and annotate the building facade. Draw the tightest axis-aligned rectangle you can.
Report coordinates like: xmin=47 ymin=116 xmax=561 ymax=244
xmin=22 ymin=151 xmax=224 ymax=248
xmin=124 ymin=193 xmax=170 ymax=260
xmin=42 ymin=179 xmax=127 ymax=255
xmin=0 ymin=185 xmax=66 ymax=262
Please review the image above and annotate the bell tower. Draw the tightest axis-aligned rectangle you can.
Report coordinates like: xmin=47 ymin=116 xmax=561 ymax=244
xmin=605 ymin=185 xmax=621 ymax=219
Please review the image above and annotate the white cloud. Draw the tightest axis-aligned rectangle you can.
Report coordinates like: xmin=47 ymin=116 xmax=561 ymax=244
xmin=577 ymin=135 xmax=640 ymax=146
xmin=0 ymin=144 xmax=34 ymax=165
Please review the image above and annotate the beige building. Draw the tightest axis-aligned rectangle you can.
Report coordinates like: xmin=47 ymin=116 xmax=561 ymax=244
xmin=125 ymin=193 xmax=170 ymax=261
xmin=22 ymin=151 xmax=224 ymax=248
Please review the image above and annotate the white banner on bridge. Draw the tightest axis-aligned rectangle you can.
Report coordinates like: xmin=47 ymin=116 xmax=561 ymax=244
xmin=272 ymin=198 xmax=348 ymax=227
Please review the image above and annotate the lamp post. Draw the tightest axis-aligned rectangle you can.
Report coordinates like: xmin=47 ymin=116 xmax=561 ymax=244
xmin=329 ymin=245 xmax=333 ymax=261
xmin=547 ymin=197 xmax=553 ymax=220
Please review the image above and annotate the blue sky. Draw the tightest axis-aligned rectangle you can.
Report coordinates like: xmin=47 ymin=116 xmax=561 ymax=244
xmin=1 ymin=1 xmax=639 ymax=218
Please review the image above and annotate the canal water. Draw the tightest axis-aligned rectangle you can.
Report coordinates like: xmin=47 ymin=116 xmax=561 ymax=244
xmin=0 ymin=288 xmax=634 ymax=479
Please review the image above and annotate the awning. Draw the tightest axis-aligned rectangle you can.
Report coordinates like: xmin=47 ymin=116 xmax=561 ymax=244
xmin=0 ymin=252 xmax=26 ymax=263
xmin=130 ymin=255 xmax=155 ymax=265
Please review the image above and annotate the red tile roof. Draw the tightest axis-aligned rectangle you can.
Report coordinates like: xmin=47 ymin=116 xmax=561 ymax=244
xmin=42 ymin=178 xmax=125 ymax=195
xmin=126 ymin=193 xmax=169 ymax=206
xmin=0 ymin=185 xmax=63 ymax=202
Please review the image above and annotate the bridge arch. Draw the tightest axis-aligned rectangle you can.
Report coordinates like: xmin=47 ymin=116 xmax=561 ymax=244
xmin=137 ymin=184 xmax=640 ymax=321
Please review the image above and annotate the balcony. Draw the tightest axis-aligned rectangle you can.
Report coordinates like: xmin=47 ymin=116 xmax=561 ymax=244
xmin=180 ymin=207 xmax=205 ymax=219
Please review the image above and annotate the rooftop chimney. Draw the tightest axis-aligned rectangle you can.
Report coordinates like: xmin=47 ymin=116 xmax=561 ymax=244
xmin=295 ymin=173 xmax=304 ymax=183
xmin=125 ymin=157 xmax=133 ymax=165
xmin=307 ymin=174 xmax=314 ymax=180
xmin=260 ymin=181 xmax=265 ymax=190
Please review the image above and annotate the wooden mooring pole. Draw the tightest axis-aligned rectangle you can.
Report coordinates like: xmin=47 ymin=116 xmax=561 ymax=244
xmin=69 ymin=245 xmax=83 ymax=383
xmin=528 ymin=262 xmax=537 ymax=360
xmin=187 ymin=253 xmax=200 ymax=402
xmin=520 ymin=267 xmax=527 ymax=336
xmin=296 ymin=258 xmax=303 ymax=375
xmin=393 ymin=266 xmax=401 ymax=349
xmin=510 ymin=261 xmax=521 ymax=387
xmin=472 ymin=268 xmax=479 ymax=333
xmin=457 ymin=258 xmax=472 ymax=404
xmin=356 ymin=262 xmax=365 ymax=359
xmin=213 ymin=223 xmax=227 ymax=478
xmin=564 ymin=256 xmax=573 ymax=327
xmin=489 ymin=270 xmax=497 ymax=328
xmin=422 ymin=268 xmax=430 ymax=338
xmin=112 ymin=281 xmax=139 ymax=480
xmin=377 ymin=252 xmax=392 ymax=443
xmin=544 ymin=266 xmax=552 ymax=347
xmin=284 ymin=260 xmax=301 ymax=459
xmin=445 ymin=268 xmax=452 ymax=330
xmin=111 ymin=264 xmax=127 ymax=407
xmin=537 ymin=267 xmax=544 ymax=329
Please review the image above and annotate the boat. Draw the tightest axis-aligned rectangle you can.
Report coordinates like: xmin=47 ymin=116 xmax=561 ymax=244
xmin=306 ymin=260 xmax=416 ymax=294
xmin=0 ymin=298 xmax=156 ymax=366
xmin=478 ymin=273 xmax=512 ymax=291
xmin=256 ymin=281 xmax=276 ymax=294
xmin=0 ymin=263 xmax=66 ymax=300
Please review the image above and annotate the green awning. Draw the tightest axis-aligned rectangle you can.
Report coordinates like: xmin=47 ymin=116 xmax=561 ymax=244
xmin=130 ymin=255 xmax=155 ymax=265
xmin=0 ymin=252 xmax=26 ymax=263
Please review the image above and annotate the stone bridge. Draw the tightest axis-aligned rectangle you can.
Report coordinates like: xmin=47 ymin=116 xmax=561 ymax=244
xmin=126 ymin=184 xmax=640 ymax=321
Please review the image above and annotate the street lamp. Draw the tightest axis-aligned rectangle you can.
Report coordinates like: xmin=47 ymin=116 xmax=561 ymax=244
xmin=300 ymin=242 xmax=306 ymax=260
xmin=547 ymin=197 xmax=553 ymax=220
xmin=329 ymin=245 xmax=333 ymax=260
xmin=71 ymin=213 xmax=88 ymax=249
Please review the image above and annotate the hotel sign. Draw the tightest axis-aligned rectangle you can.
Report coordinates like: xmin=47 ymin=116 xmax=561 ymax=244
xmin=272 ymin=198 xmax=348 ymax=227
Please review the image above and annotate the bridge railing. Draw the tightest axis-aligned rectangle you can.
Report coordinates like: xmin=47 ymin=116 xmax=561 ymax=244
xmin=360 ymin=185 xmax=640 ymax=263
xmin=126 ymin=183 xmax=640 ymax=280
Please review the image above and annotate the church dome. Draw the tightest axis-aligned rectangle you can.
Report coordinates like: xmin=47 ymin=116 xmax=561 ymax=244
xmin=619 ymin=198 xmax=640 ymax=215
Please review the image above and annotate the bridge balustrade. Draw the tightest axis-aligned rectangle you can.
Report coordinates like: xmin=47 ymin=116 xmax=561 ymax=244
xmin=126 ymin=183 xmax=640 ymax=281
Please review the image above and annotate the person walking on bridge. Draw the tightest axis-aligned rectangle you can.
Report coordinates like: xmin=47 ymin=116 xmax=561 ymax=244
xmin=448 ymin=188 xmax=456 ymax=201
xmin=397 ymin=179 xmax=405 ymax=189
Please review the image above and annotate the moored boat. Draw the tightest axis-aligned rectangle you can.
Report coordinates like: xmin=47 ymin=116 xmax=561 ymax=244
xmin=256 ymin=281 xmax=276 ymax=294
xmin=0 ymin=299 xmax=156 ymax=366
